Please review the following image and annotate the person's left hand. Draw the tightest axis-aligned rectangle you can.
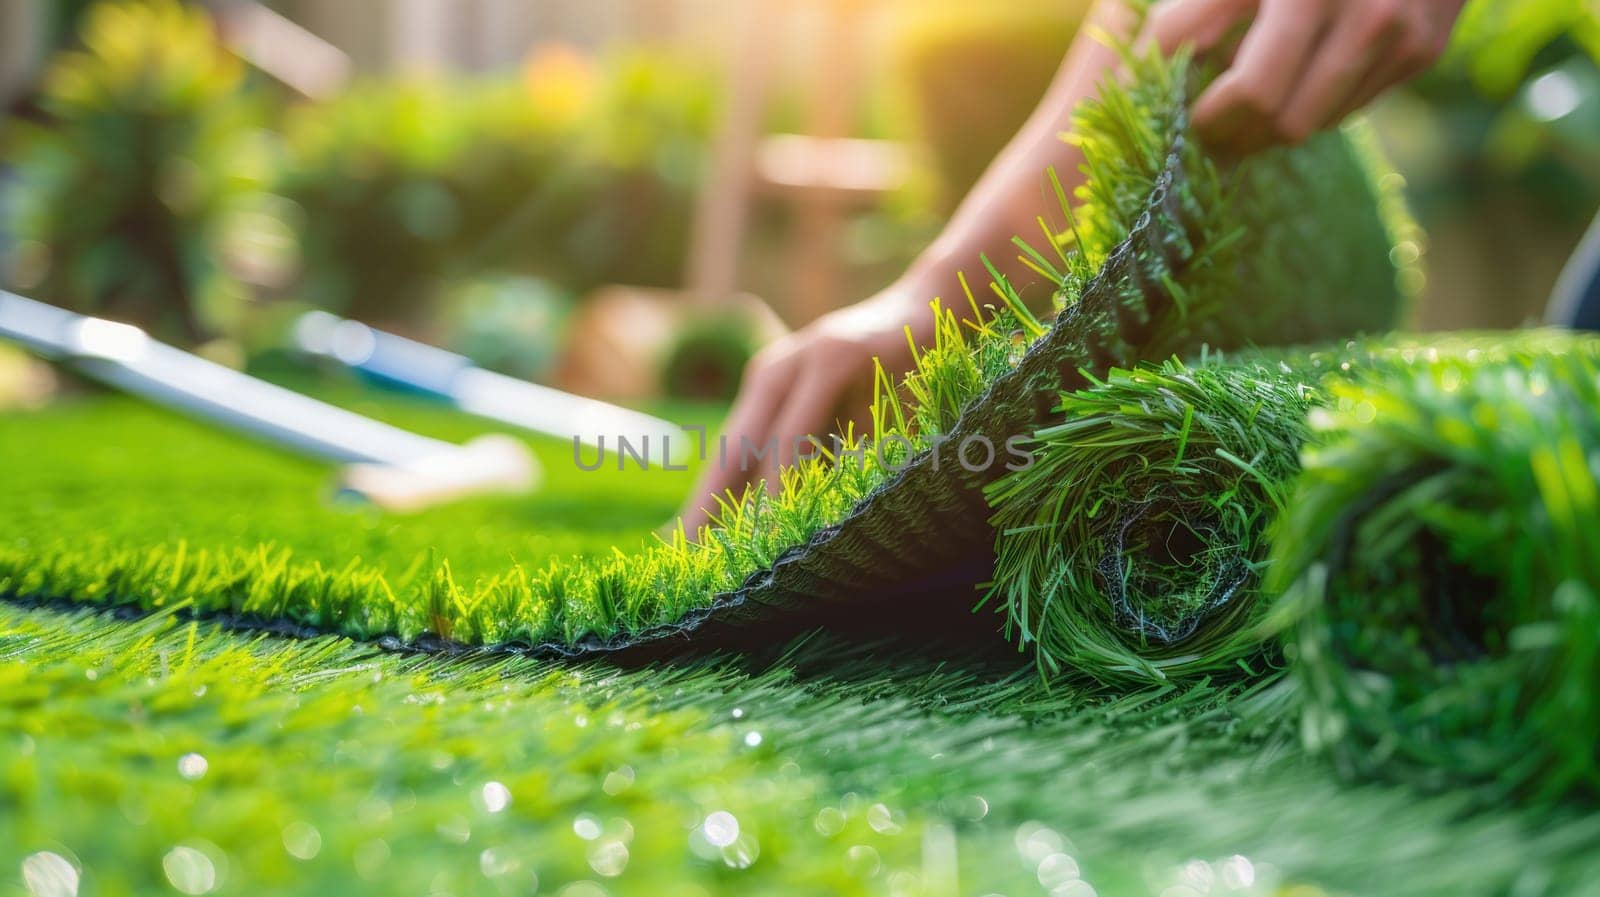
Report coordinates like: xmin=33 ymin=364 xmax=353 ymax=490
xmin=1139 ymin=0 xmax=1469 ymax=154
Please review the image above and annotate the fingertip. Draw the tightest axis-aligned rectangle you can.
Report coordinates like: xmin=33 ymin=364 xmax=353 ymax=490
xmin=1191 ymin=81 xmax=1238 ymax=143
xmin=1276 ymin=112 xmax=1318 ymax=147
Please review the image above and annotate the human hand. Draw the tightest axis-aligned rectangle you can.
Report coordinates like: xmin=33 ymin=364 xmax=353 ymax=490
xmin=1139 ymin=0 xmax=1468 ymax=154
xmin=676 ymin=284 xmax=933 ymax=533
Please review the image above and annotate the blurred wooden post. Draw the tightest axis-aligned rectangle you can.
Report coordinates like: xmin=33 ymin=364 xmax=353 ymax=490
xmin=390 ymin=0 xmax=456 ymax=73
xmin=684 ymin=0 xmax=777 ymax=310
xmin=787 ymin=0 xmax=861 ymax=325
xmin=0 ymin=0 xmax=44 ymax=107
xmin=213 ymin=2 xmax=352 ymax=100
xmin=472 ymin=0 xmax=527 ymax=72
xmin=686 ymin=0 xmax=904 ymax=325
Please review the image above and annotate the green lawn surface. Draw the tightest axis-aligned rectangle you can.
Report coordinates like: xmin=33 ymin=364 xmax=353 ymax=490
xmin=3 ymin=389 xmax=1600 ymax=896
xmin=0 ymin=382 xmax=707 ymax=589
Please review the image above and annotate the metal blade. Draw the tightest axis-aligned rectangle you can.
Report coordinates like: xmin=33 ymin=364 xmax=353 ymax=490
xmin=453 ymin=367 xmax=683 ymax=460
xmin=1 ymin=291 xmax=456 ymax=467
xmin=294 ymin=311 xmax=683 ymax=463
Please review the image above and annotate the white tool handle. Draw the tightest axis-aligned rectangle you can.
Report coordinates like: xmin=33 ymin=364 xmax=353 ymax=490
xmin=337 ymin=434 xmax=540 ymax=513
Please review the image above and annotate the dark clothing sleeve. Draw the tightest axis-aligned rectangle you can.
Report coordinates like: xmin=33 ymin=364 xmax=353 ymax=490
xmin=1547 ymin=210 xmax=1600 ymax=331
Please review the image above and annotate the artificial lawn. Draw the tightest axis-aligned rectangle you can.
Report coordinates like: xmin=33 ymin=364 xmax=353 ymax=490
xmin=0 ymin=51 xmax=1415 ymax=657
xmin=3 ymin=33 xmax=1594 ymax=897
xmin=0 ymin=382 xmax=700 ymax=608
xmin=5 ymin=388 xmax=1600 ymax=896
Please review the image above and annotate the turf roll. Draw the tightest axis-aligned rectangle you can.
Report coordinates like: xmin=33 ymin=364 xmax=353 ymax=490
xmin=985 ymin=333 xmax=1600 ymax=693
xmin=554 ymin=49 xmax=1412 ymax=658
xmin=984 ymin=353 xmax=1324 ymax=686
xmin=1266 ymin=336 xmax=1600 ymax=803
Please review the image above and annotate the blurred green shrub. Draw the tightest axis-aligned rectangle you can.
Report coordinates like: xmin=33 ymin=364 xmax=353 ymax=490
xmin=890 ymin=1 xmax=1090 ymax=210
xmin=4 ymin=0 xmax=282 ymax=341
xmin=434 ymin=275 xmax=574 ymax=383
xmin=553 ymin=52 xmax=719 ymax=293
xmin=1376 ymin=0 xmax=1600 ymax=326
xmin=45 ymin=0 xmax=100 ymax=53
xmin=1400 ymin=1 xmax=1600 ymax=225
xmin=659 ymin=313 xmax=764 ymax=401
xmin=279 ymin=49 xmax=717 ymax=323
xmin=1447 ymin=0 xmax=1600 ymax=98
xmin=276 ymin=79 xmax=566 ymax=321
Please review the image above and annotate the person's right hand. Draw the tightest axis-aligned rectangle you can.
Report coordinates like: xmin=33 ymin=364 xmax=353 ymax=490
xmin=677 ymin=283 xmax=934 ymax=533
xmin=1139 ymin=0 xmax=1466 ymax=155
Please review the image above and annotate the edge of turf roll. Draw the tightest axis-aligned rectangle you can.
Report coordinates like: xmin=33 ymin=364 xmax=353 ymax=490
xmin=552 ymin=72 xmax=1409 ymax=661
xmin=1262 ymin=338 xmax=1600 ymax=803
xmin=541 ymin=72 xmax=1205 ymax=660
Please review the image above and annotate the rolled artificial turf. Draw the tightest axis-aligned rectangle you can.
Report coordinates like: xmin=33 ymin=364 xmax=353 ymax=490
xmin=568 ymin=47 xmax=1410 ymax=653
xmin=984 ymin=351 xmax=1322 ymax=686
xmin=985 ymin=332 xmax=1600 ymax=699
xmin=1267 ymin=337 xmax=1600 ymax=804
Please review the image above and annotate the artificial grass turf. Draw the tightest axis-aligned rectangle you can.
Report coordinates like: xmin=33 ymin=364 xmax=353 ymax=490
xmin=7 ymin=600 xmax=1600 ymax=897
xmin=7 ymin=342 xmax=1600 ymax=896
xmin=982 ymin=330 xmax=1600 ymax=804
xmin=0 ymin=384 xmax=706 ymax=641
xmin=1269 ymin=341 xmax=1600 ymax=804
xmin=15 ymin=35 xmax=1599 ymax=894
xmin=0 ymin=51 xmax=1415 ymax=657
xmin=985 ymin=331 xmax=1600 ymax=687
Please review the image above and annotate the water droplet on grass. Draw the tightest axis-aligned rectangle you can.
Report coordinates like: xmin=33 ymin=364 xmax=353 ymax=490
xmin=281 ymin=822 xmax=322 ymax=860
xmin=479 ymin=848 xmax=519 ymax=878
xmin=601 ymin=766 xmax=634 ymax=795
xmin=573 ymin=814 xmax=603 ymax=841
xmin=743 ymin=731 xmax=763 ymax=748
xmin=721 ymin=833 xmax=760 ymax=870
xmin=1037 ymin=853 xmax=1081 ymax=889
xmin=1014 ymin=822 xmax=1066 ymax=864
xmin=1219 ymin=855 xmax=1255 ymax=889
xmin=163 ymin=846 xmax=216 ymax=895
xmin=353 ymin=839 xmax=390 ymax=880
xmin=845 ymin=844 xmax=881 ymax=878
xmin=867 ymin=803 xmax=903 ymax=835
xmin=479 ymin=782 xmax=511 ymax=814
xmin=814 ymin=806 xmax=845 ymax=836
xmin=1179 ymin=859 xmax=1214 ymax=891
xmin=176 ymin=753 xmax=207 ymax=781
xmin=587 ymin=841 xmax=628 ymax=877
xmin=702 ymin=811 xmax=739 ymax=848
xmin=357 ymin=796 xmax=392 ymax=824
xmin=21 ymin=851 xmax=78 ymax=897
xmin=436 ymin=816 xmax=471 ymax=844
